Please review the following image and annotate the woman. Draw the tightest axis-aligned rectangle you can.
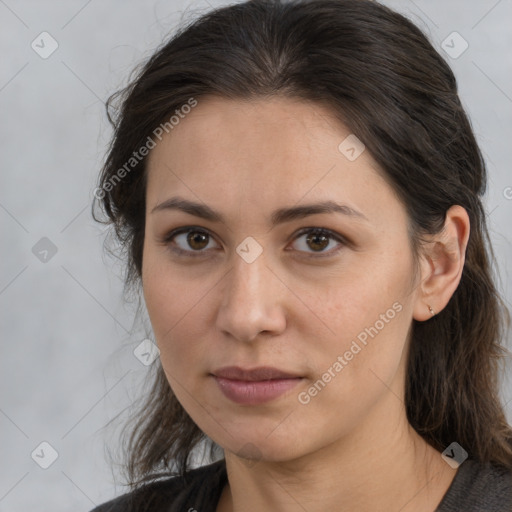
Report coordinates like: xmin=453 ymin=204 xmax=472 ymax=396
xmin=91 ymin=0 xmax=512 ymax=510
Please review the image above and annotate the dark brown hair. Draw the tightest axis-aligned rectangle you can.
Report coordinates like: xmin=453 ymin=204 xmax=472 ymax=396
xmin=93 ymin=0 xmax=512 ymax=493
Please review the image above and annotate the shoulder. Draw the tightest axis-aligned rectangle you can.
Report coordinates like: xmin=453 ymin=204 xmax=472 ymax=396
xmin=90 ymin=459 xmax=227 ymax=512
xmin=437 ymin=459 xmax=512 ymax=512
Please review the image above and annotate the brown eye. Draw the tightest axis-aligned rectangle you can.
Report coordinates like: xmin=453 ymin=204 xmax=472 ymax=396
xmin=163 ymin=226 xmax=345 ymax=259
xmin=290 ymin=228 xmax=345 ymax=257
xmin=186 ymin=231 xmax=210 ymax=251
xmin=163 ymin=227 xmax=219 ymax=257
xmin=305 ymin=232 xmax=330 ymax=252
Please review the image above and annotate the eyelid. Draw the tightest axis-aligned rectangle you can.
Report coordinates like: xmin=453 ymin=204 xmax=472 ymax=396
xmin=160 ymin=225 xmax=348 ymax=258
xmin=160 ymin=226 xmax=220 ymax=258
xmin=287 ymin=227 xmax=347 ymax=258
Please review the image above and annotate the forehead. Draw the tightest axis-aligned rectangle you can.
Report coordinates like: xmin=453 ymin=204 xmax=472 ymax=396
xmin=144 ymin=95 xmax=403 ymax=229
xmin=148 ymin=96 xmax=345 ymax=172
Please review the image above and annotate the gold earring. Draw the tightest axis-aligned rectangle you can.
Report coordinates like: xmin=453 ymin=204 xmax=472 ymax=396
xmin=428 ymin=304 xmax=436 ymax=316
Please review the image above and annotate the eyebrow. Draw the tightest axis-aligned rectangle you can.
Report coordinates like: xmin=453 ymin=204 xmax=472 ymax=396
xmin=150 ymin=196 xmax=368 ymax=226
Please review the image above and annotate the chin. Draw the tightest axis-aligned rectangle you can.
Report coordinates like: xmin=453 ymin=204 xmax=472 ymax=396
xmin=219 ymin=429 xmax=309 ymax=465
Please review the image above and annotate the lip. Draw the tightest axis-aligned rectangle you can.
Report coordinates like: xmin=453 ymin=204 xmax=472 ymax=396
xmin=211 ymin=366 xmax=303 ymax=405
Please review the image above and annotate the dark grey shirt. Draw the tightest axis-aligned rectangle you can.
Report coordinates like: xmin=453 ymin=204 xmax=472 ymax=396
xmin=436 ymin=459 xmax=512 ymax=511
xmin=91 ymin=458 xmax=512 ymax=512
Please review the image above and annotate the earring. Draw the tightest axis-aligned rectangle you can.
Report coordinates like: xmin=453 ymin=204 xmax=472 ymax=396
xmin=428 ymin=304 xmax=436 ymax=316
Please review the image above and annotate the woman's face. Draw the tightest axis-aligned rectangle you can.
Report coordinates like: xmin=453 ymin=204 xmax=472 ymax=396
xmin=142 ymin=96 xmax=421 ymax=462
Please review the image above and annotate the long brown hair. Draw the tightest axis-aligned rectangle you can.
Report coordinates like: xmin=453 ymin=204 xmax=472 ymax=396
xmin=93 ymin=0 xmax=512 ymax=492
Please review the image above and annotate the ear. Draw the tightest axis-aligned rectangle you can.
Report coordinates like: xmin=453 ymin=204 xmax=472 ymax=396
xmin=413 ymin=205 xmax=470 ymax=321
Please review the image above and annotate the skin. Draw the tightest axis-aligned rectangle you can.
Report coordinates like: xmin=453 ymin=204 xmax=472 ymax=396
xmin=142 ymin=96 xmax=470 ymax=512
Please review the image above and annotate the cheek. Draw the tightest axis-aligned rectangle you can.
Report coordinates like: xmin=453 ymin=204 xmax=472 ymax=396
xmin=307 ymin=244 xmax=412 ymax=343
xmin=298 ymin=248 xmax=414 ymax=399
xmin=142 ymin=255 xmax=196 ymax=362
xmin=142 ymin=262 xmax=225 ymax=438
xmin=142 ymin=267 xmax=211 ymax=422
xmin=292 ymin=292 xmax=411 ymax=448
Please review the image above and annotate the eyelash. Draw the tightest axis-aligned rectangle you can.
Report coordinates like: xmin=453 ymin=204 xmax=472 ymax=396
xmin=161 ymin=226 xmax=347 ymax=259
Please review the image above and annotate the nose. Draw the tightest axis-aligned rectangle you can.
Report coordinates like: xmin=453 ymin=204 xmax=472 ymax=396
xmin=215 ymin=248 xmax=287 ymax=343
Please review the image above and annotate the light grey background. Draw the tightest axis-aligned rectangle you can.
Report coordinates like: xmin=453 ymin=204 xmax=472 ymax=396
xmin=1 ymin=0 xmax=511 ymax=510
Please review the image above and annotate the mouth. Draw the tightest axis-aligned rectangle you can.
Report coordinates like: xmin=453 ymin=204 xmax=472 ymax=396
xmin=210 ymin=366 xmax=304 ymax=405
